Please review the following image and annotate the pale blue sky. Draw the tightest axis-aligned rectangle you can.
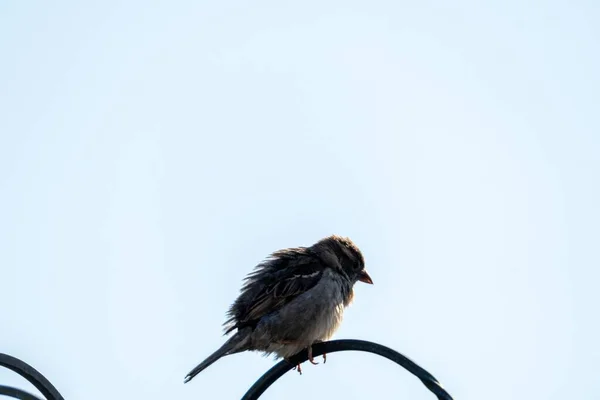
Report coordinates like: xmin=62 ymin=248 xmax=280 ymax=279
xmin=1 ymin=1 xmax=598 ymax=399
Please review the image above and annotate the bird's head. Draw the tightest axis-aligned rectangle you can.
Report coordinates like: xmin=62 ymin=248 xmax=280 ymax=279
xmin=313 ymin=235 xmax=373 ymax=285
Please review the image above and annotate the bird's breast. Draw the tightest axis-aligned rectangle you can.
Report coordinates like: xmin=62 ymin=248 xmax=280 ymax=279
xmin=312 ymin=301 xmax=345 ymax=341
xmin=302 ymin=271 xmax=348 ymax=342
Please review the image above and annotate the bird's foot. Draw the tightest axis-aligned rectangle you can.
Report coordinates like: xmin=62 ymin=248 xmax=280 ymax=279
xmin=285 ymin=356 xmax=303 ymax=375
xmin=307 ymin=345 xmax=319 ymax=365
xmin=293 ymin=363 xmax=302 ymax=375
xmin=311 ymin=340 xmax=326 ymax=363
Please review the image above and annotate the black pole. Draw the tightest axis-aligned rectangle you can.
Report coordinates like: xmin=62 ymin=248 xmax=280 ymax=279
xmin=0 ymin=385 xmax=45 ymax=400
xmin=0 ymin=353 xmax=64 ymax=400
xmin=241 ymin=339 xmax=453 ymax=400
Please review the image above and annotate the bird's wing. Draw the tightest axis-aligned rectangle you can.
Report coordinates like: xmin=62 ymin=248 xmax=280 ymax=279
xmin=224 ymin=251 xmax=324 ymax=333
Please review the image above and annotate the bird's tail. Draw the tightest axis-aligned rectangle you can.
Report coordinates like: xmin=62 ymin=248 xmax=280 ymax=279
xmin=184 ymin=330 xmax=249 ymax=383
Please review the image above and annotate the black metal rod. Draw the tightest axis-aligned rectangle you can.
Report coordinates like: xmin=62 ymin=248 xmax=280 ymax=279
xmin=241 ymin=339 xmax=453 ymax=400
xmin=0 ymin=354 xmax=64 ymax=400
xmin=0 ymin=385 xmax=45 ymax=400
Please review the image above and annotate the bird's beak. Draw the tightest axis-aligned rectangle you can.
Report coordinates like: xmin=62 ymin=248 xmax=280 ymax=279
xmin=357 ymin=269 xmax=373 ymax=284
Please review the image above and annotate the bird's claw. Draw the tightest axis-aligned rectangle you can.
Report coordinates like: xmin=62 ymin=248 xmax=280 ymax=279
xmin=293 ymin=364 xmax=302 ymax=374
xmin=307 ymin=345 xmax=319 ymax=365
xmin=288 ymin=344 xmax=327 ymax=374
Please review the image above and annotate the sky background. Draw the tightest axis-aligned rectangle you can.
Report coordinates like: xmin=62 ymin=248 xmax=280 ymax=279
xmin=1 ymin=1 xmax=599 ymax=399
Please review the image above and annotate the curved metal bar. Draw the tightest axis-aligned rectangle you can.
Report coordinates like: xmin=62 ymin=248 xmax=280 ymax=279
xmin=0 ymin=354 xmax=64 ymax=400
xmin=0 ymin=385 xmax=45 ymax=400
xmin=241 ymin=339 xmax=453 ymax=400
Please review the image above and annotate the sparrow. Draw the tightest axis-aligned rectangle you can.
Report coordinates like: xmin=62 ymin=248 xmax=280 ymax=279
xmin=184 ymin=235 xmax=373 ymax=383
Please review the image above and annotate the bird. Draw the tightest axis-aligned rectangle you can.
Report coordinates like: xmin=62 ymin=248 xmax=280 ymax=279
xmin=184 ymin=235 xmax=373 ymax=383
